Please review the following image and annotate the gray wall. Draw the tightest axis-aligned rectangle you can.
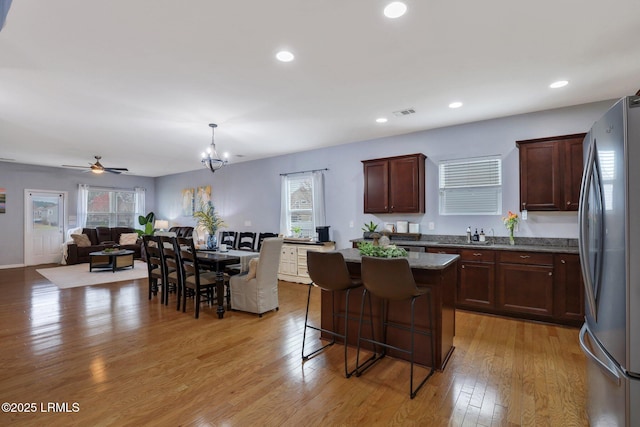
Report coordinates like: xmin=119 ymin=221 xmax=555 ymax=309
xmin=0 ymin=162 xmax=155 ymax=267
xmin=154 ymin=99 xmax=615 ymax=250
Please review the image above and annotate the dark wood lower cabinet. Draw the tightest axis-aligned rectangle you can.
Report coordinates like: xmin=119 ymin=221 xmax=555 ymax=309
xmin=496 ymin=262 xmax=554 ymax=318
xmin=553 ymin=253 xmax=585 ymax=323
xmin=429 ymin=245 xmax=582 ymax=326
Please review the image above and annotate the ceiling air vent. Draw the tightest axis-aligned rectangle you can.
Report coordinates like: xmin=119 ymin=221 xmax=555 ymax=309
xmin=393 ymin=108 xmax=416 ymax=117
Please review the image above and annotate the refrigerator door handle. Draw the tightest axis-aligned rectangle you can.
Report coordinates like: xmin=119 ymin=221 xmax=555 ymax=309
xmin=579 ymin=140 xmax=598 ymax=320
xmin=579 ymin=324 xmax=621 ymax=385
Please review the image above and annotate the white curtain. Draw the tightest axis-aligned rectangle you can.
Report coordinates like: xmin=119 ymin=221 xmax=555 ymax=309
xmin=311 ymin=170 xmax=326 ymax=228
xmin=279 ymin=175 xmax=288 ymax=235
xmin=134 ymin=187 xmax=146 ymax=225
xmin=77 ymin=184 xmax=89 ymax=228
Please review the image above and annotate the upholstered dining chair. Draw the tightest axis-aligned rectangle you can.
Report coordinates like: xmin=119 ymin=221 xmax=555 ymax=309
xmin=355 ymin=256 xmax=436 ymax=399
xmin=177 ymin=236 xmax=218 ymax=319
xmin=302 ymin=251 xmax=367 ymax=378
xmin=229 ymin=237 xmax=284 ymax=317
xmin=142 ymin=235 xmax=164 ymax=302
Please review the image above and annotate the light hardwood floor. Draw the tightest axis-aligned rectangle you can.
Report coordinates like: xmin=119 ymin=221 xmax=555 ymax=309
xmin=0 ymin=266 xmax=588 ymax=426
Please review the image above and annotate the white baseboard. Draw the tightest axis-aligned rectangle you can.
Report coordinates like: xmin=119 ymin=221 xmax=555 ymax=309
xmin=0 ymin=263 xmax=25 ymax=270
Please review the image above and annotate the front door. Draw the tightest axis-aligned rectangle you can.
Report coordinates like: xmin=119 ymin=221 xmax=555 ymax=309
xmin=24 ymin=190 xmax=66 ymax=266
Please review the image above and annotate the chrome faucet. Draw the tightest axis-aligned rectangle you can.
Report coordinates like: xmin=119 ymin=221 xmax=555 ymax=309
xmin=488 ymin=228 xmax=495 ymax=245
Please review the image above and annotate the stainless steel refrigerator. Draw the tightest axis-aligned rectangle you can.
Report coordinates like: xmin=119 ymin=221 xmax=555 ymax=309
xmin=578 ymin=95 xmax=640 ymax=426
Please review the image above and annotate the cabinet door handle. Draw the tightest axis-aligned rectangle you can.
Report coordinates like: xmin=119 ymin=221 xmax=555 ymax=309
xmin=567 ymin=201 xmax=571 ymax=206
xmin=461 ymin=265 xmax=465 ymax=269
xmin=549 ymin=272 xmax=553 ymax=276
xmin=519 ymin=255 xmax=531 ymax=259
xmin=561 ymin=259 xmax=566 ymax=264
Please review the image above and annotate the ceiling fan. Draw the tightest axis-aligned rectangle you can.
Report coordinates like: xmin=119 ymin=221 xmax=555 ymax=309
xmin=62 ymin=155 xmax=129 ymax=174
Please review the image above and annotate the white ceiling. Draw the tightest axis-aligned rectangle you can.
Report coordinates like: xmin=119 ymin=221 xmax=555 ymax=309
xmin=1 ymin=0 xmax=639 ymax=177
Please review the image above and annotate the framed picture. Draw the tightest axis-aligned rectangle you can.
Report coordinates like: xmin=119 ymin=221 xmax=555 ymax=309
xmin=196 ymin=185 xmax=211 ymax=206
xmin=181 ymin=188 xmax=194 ymax=216
xmin=0 ymin=188 xmax=5 ymax=213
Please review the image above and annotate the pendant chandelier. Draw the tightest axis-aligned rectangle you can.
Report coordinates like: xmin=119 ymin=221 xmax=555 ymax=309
xmin=201 ymin=123 xmax=227 ymax=173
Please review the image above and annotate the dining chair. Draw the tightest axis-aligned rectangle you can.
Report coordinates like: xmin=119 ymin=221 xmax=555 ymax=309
xmin=142 ymin=235 xmax=164 ymax=302
xmin=177 ymin=236 xmax=219 ymax=318
xmin=302 ymin=251 xmax=368 ymax=378
xmin=229 ymin=237 xmax=283 ymax=317
xmin=237 ymin=232 xmax=257 ymax=251
xmin=220 ymin=231 xmax=237 ymax=249
xmin=160 ymin=235 xmax=184 ymax=311
xmin=355 ymin=256 xmax=436 ymax=399
xmin=257 ymin=232 xmax=278 ymax=251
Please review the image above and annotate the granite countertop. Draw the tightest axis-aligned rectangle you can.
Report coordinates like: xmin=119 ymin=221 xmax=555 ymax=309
xmin=350 ymin=236 xmax=579 ymax=254
xmin=338 ymin=248 xmax=460 ymax=270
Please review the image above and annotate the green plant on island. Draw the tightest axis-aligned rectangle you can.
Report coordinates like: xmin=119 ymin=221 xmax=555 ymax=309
xmin=357 ymin=241 xmax=408 ymax=258
xmin=291 ymin=226 xmax=302 ymax=237
xmin=361 ymin=221 xmax=379 ymax=233
xmin=136 ymin=212 xmax=155 ymax=237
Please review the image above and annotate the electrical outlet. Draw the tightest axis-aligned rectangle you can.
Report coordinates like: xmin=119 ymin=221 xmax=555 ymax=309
xmin=428 ymin=222 xmax=435 ymax=230
xmin=244 ymin=220 xmax=252 ymax=227
xmin=349 ymin=221 xmax=354 ymax=228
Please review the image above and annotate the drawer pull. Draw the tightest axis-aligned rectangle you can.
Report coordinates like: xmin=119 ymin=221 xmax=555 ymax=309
xmin=519 ymin=255 xmax=531 ymax=259
xmin=561 ymin=259 xmax=566 ymax=264
xmin=462 ymin=265 xmax=465 ymax=269
xmin=549 ymin=272 xmax=553 ymax=276
xmin=473 ymin=253 xmax=482 ymax=257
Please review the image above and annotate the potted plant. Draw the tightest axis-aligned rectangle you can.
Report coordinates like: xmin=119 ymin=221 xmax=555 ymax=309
xmin=291 ymin=226 xmax=302 ymax=238
xmin=136 ymin=212 xmax=156 ymax=237
xmin=193 ymin=200 xmax=226 ymax=249
xmin=362 ymin=221 xmax=379 ymax=239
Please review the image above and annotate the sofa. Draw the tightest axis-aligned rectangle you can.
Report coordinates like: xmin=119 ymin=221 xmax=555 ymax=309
xmin=65 ymin=227 xmax=142 ymax=265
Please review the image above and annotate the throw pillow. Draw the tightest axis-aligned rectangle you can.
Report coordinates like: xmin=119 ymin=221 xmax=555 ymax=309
xmin=71 ymin=234 xmax=92 ymax=247
xmin=119 ymin=233 xmax=139 ymax=245
xmin=245 ymin=257 xmax=259 ymax=281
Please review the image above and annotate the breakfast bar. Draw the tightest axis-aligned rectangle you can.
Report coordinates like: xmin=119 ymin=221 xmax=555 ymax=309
xmin=320 ymin=248 xmax=460 ymax=371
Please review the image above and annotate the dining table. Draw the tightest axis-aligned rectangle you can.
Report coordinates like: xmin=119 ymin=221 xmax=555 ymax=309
xmin=195 ymin=250 xmax=241 ymax=319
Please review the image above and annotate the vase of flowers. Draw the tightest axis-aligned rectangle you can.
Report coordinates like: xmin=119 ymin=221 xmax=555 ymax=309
xmin=193 ymin=200 xmax=226 ymax=250
xmin=503 ymin=210 xmax=519 ymax=245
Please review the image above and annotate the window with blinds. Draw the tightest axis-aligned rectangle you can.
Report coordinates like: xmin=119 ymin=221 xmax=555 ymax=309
xmin=285 ymin=174 xmax=314 ymax=236
xmin=439 ymin=156 xmax=502 ymax=215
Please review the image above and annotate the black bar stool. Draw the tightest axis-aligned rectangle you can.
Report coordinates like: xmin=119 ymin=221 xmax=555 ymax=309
xmin=355 ymin=256 xmax=436 ymax=399
xmin=303 ymin=251 xmax=372 ymax=378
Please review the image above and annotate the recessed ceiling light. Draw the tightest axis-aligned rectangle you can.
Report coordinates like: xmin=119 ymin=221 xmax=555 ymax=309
xmin=376 ymin=117 xmax=388 ymax=123
xmin=449 ymin=101 xmax=463 ymax=109
xmin=276 ymin=51 xmax=295 ymax=62
xmin=384 ymin=2 xmax=407 ymax=18
xmin=549 ymin=80 xmax=568 ymax=89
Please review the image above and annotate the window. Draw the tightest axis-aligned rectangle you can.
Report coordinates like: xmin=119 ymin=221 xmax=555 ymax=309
xmin=280 ymin=171 xmax=326 ymax=238
xmin=83 ymin=187 xmax=143 ymax=228
xmin=439 ymin=156 xmax=502 ymax=215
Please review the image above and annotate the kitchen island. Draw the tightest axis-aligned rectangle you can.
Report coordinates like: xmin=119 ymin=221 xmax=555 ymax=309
xmin=320 ymin=248 xmax=459 ymax=371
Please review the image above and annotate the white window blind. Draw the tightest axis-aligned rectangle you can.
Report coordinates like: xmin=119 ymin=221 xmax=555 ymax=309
xmin=439 ymin=156 xmax=502 ymax=215
xmin=280 ymin=171 xmax=326 ymax=238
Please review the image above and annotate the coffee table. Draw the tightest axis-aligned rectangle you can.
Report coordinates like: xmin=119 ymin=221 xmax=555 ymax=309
xmin=89 ymin=249 xmax=135 ymax=272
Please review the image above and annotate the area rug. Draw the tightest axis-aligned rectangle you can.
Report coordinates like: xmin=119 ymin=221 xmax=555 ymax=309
xmin=36 ymin=261 xmax=148 ymax=289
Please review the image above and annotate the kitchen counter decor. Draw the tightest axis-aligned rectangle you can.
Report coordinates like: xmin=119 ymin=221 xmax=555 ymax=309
xmin=502 ymin=210 xmax=519 ymax=245
xmin=357 ymin=241 xmax=407 ymax=258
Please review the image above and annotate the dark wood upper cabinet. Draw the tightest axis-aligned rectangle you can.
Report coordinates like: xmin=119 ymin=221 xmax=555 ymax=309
xmin=516 ymin=133 xmax=586 ymax=211
xmin=362 ymin=153 xmax=426 ymax=213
